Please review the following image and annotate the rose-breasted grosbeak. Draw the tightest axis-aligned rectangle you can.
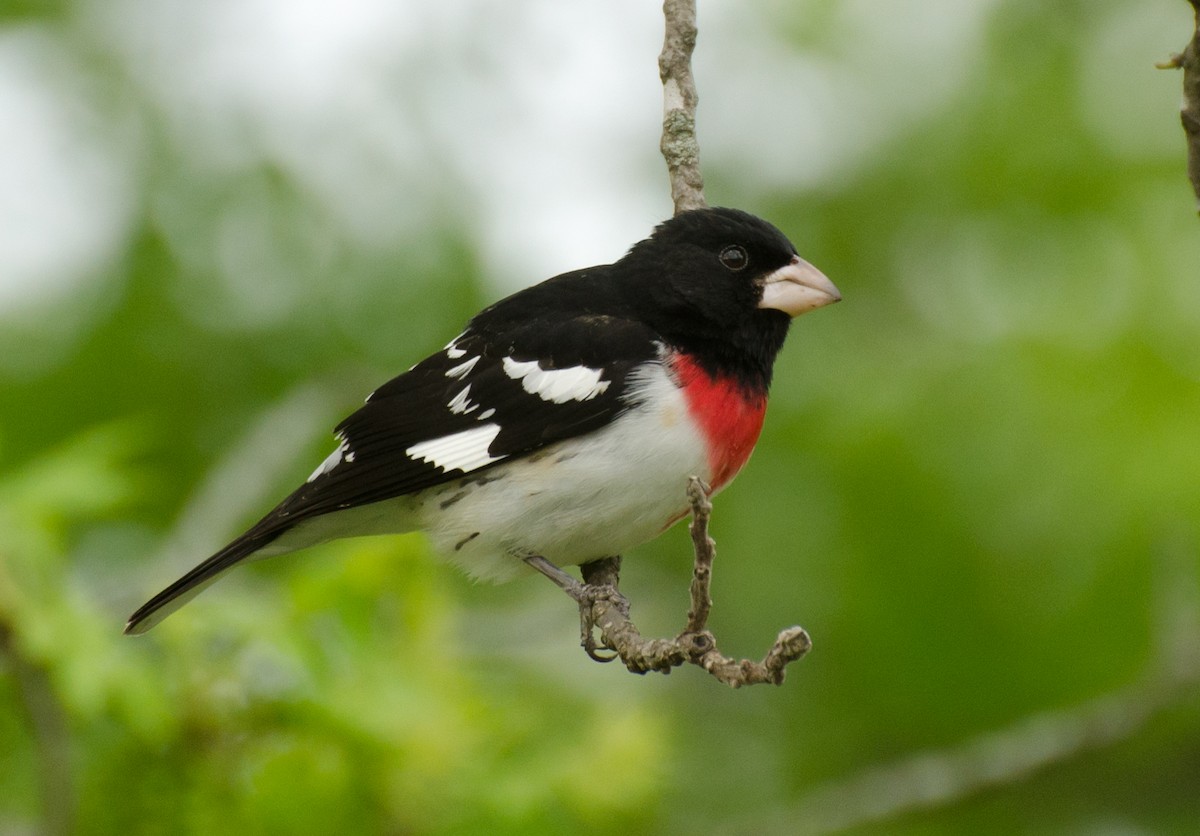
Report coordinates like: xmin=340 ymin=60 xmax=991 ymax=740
xmin=125 ymin=207 xmax=840 ymax=634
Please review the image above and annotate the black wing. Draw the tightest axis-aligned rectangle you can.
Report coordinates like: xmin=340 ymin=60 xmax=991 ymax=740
xmin=126 ymin=308 xmax=661 ymax=634
xmin=285 ymin=312 xmax=662 ymax=518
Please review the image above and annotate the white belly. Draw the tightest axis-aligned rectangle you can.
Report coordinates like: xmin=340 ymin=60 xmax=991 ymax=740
xmin=414 ymin=364 xmax=710 ymax=580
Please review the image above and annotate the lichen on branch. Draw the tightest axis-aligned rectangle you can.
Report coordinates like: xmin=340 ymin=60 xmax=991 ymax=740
xmin=660 ymin=0 xmax=707 ymax=214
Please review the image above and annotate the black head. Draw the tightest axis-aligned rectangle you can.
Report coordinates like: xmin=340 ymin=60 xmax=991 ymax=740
xmin=615 ymin=207 xmax=839 ymax=384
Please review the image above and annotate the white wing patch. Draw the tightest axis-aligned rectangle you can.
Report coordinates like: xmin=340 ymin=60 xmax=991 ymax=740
xmin=444 ymin=333 xmax=468 ymax=360
xmin=501 ymin=357 xmax=610 ymax=404
xmin=446 ymin=356 xmax=480 ymax=379
xmin=307 ymin=441 xmax=350 ymax=482
xmin=406 ymin=424 xmax=503 ymax=472
xmin=447 ymin=385 xmax=479 ymax=415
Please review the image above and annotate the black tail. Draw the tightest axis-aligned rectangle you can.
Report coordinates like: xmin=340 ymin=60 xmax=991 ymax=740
xmin=124 ymin=531 xmax=281 ymax=635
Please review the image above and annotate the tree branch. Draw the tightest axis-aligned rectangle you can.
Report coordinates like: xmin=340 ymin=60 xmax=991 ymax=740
xmin=1158 ymin=0 xmax=1200 ymax=213
xmin=521 ymin=3 xmax=810 ymax=687
xmin=526 ymin=478 xmax=811 ymax=688
xmin=660 ymin=0 xmax=707 ymax=214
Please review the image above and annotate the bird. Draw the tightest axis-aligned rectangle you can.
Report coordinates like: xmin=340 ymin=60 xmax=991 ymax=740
xmin=125 ymin=207 xmax=841 ymax=634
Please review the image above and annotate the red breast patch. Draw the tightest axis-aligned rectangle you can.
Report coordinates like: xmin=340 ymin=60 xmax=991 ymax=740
xmin=670 ymin=354 xmax=767 ymax=491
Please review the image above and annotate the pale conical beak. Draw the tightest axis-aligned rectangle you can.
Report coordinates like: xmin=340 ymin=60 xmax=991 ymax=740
xmin=757 ymin=256 xmax=841 ymax=317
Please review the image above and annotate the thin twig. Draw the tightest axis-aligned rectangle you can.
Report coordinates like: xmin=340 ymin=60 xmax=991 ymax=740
xmin=528 ymin=478 xmax=812 ymax=688
xmin=524 ymin=0 xmax=809 ymax=688
xmin=660 ymin=0 xmax=707 ymax=214
xmin=684 ymin=477 xmax=714 ymax=632
xmin=1158 ymin=0 xmax=1200 ymax=213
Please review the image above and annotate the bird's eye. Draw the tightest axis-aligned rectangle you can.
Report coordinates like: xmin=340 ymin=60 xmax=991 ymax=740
xmin=719 ymin=245 xmax=749 ymax=271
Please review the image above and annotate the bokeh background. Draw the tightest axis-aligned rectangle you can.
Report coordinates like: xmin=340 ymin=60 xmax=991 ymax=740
xmin=3 ymin=0 xmax=1199 ymax=833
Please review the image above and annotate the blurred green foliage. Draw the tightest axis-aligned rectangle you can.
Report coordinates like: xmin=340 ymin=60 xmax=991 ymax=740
xmin=3 ymin=0 xmax=1200 ymax=834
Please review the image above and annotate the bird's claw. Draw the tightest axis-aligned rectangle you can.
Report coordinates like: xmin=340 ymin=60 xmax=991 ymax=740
xmin=523 ymin=554 xmax=630 ymax=664
xmin=575 ymin=583 xmax=628 ymax=662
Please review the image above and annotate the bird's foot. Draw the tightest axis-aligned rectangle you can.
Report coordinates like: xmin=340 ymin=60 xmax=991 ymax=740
xmin=524 ymin=555 xmax=629 ymax=662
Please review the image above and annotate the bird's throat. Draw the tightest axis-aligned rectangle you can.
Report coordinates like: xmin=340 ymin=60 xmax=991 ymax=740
xmin=669 ymin=354 xmax=767 ymax=491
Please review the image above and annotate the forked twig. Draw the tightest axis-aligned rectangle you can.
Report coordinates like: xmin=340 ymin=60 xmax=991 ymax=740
xmin=526 ymin=477 xmax=811 ymax=688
